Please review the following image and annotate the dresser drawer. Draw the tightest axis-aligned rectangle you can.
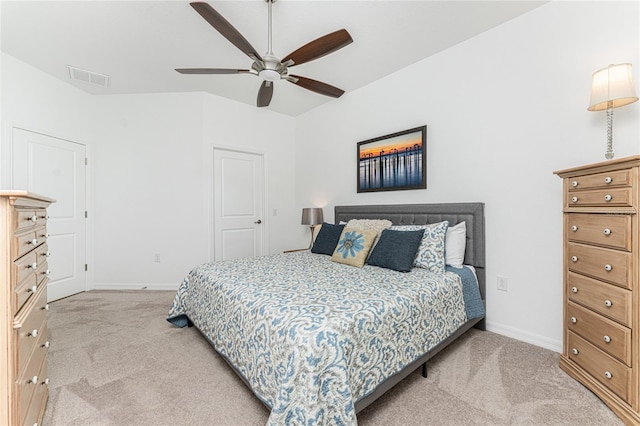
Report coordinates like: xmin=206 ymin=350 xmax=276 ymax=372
xmin=16 ymin=286 xmax=48 ymax=377
xmin=35 ymin=226 xmax=49 ymax=245
xmin=16 ymin=340 xmax=47 ymax=425
xmin=566 ymin=213 xmax=631 ymax=251
xmin=14 ymin=209 xmax=39 ymax=232
xmin=567 ymin=331 xmax=630 ymax=402
xmin=35 ymin=259 xmax=50 ymax=286
xmin=13 ymin=231 xmax=40 ymax=260
xmin=13 ymin=279 xmax=42 ymax=315
xmin=567 ymin=272 xmax=631 ymax=326
xmin=567 ymin=169 xmax=632 ymax=191
xmin=34 ymin=209 xmax=49 ymax=228
xmin=36 ymin=243 xmax=50 ymax=266
xmin=566 ymin=188 xmax=633 ymax=208
xmin=13 ymin=251 xmax=38 ymax=289
xmin=567 ymin=301 xmax=631 ymax=365
xmin=567 ymin=243 xmax=631 ymax=288
xmin=22 ymin=363 xmax=48 ymax=426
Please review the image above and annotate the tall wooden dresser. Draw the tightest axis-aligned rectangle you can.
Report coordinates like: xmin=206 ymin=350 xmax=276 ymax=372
xmin=1 ymin=191 xmax=55 ymax=426
xmin=555 ymin=156 xmax=640 ymax=425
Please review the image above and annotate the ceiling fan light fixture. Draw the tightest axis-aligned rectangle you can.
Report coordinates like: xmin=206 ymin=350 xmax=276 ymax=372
xmin=259 ymin=69 xmax=280 ymax=82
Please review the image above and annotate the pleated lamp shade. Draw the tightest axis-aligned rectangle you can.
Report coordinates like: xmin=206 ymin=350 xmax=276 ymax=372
xmin=588 ymin=63 xmax=638 ymax=111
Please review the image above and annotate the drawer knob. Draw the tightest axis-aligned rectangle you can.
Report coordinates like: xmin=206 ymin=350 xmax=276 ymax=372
xmin=604 ymin=194 xmax=612 ymax=201
xmin=604 ymin=371 xmax=613 ymax=379
xmin=571 ymin=286 xmax=578 ymax=293
xmin=604 ymin=176 xmax=612 ymax=184
xmin=571 ymin=256 xmax=578 ymax=262
xmin=604 ymin=264 xmax=612 ymax=271
xmin=44 ymin=378 xmax=49 ymax=385
xmin=571 ymin=225 xmax=578 ymax=232
xmin=43 ymin=269 xmax=51 ymax=276
xmin=40 ymin=214 xmax=50 ymax=220
xmin=570 ymin=316 xmax=577 ymax=324
xmin=572 ymin=181 xmax=579 ymax=187
xmin=28 ymin=262 xmax=38 ymax=269
xmin=571 ymin=196 xmax=579 ymax=203
xmin=572 ymin=348 xmax=579 ymax=355
xmin=603 ymin=228 xmax=611 ymax=236
xmin=28 ymin=238 xmax=38 ymax=246
xmin=604 ymin=335 xmax=611 ymax=343
xmin=43 ymin=341 xmax=50 ymax=349
xmin=40 ymin=233 xmax=50 ymax=239
xmin=29 ymin=285 xmax=37 ymax=294
xmin=28 ymin=375 xmax=38 ymax=384
xmin=29 ymin=329 xmax=38 ymax=337
xmin=604 ymin=299 xmax=612 ymax=308
xmin=44 ymin=304 xmax=50 ymax=311
xmin=43 ymin=251 xmax=51 ymax=257
xmin=29 ymin=215 xmax=37 ymax=223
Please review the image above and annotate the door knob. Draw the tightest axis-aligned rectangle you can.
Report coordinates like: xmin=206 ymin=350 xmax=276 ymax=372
xmin=254 ymin=219 xmax=262 ymax=224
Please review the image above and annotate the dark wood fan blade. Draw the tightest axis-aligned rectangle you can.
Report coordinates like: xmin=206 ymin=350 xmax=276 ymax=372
xmin=282 ymin=29 xmax=353 ymax=67
xmin=289 ymin=75 xmax=344 ymax=98
xmin=257 ymin=81 xmax=274 ymax=107
xmin=190 ymin=2 xmax=263 ymax=62
xmin=175 ymin=68 xmax=252 ymax=74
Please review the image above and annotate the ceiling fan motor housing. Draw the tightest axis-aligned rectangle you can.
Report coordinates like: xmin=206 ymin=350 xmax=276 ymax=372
xmin=256 ymin=53 xmax=286 ymax=81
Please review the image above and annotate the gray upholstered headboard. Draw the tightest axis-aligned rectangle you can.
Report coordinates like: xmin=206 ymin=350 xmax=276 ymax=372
xmin=334 ymin=203 xmax=486 ymax=300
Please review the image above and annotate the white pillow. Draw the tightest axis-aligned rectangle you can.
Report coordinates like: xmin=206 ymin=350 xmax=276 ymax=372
xmin=445 ymin=221 xmax=466 ymax=268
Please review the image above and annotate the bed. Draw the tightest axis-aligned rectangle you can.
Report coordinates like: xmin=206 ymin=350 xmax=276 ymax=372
xmin=167 ymin=202 xmax=486 ymax=425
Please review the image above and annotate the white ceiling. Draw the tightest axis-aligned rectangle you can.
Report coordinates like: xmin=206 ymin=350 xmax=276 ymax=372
xmin=1 ymin=0 xmax=546 ymax=116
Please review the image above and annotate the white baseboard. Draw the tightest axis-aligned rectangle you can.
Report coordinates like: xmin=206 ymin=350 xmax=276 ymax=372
xmin=485 ymin=320 xmax=562 ymax=353
xmin=91 ymin=283 xmax=180 ymax=291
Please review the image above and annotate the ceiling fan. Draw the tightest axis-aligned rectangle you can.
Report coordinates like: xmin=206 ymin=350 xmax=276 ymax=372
xmin=176 ymin=0 xmax=353 ymax=108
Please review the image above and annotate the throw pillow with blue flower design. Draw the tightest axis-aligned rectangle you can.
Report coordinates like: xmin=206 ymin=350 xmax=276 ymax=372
xmin=331 ymin=228 xmax=378 ymax=267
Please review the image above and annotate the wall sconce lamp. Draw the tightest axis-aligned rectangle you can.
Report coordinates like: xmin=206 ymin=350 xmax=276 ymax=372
xmin=301 ymin=207 xmax=323 ymax=249
xmin=588 ymin=63 xmax=638 ymax=159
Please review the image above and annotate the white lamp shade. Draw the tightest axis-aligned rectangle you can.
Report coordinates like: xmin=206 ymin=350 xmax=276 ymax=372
xmin=588 ymin=63 xmax=639 ymax=111
xmin=301 ymin=207 xmax=323 ymax=226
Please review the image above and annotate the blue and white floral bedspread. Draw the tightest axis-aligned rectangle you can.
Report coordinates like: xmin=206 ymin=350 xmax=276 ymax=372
xmin=167 ymin=251 xmax=482 ymax=425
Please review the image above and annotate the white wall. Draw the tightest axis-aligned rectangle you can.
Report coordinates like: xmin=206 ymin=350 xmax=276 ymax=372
xmin=91 ymin=92 xmax=296 ymax=289
xmin=1 ymin=53 xmax=297 ymax=291
xmin=0 ymin=53 xmax=96 ymax=185
xmin=293 ymin=1 xmax=640 ymax=351
xmin=202 ymin=95 xmax=299 ymax=253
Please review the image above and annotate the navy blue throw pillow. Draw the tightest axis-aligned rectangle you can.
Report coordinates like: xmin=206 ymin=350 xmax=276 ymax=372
xmin=367 ymin=229 xmax=425 ymax=272
xmin=311 ymin=223 xmax=345 ymax=255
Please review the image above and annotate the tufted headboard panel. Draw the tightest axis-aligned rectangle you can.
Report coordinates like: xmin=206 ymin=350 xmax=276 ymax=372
xmin=334 ymin=203 xmax=485 ymax=299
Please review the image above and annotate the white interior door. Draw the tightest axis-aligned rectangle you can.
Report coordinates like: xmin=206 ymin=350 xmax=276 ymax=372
xmin=12 ymin=128 xmax=87 ymax=301
xmin=213 ymin=148 xmax=265 ymax=261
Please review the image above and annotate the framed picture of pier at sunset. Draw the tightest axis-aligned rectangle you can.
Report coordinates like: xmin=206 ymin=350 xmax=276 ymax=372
xmin=357 ymin=126 xmax=427 ymax=193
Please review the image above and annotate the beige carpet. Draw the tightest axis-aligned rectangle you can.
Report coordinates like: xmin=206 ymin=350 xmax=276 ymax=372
xmin=43 ymin=290 xmax=622 ymax=425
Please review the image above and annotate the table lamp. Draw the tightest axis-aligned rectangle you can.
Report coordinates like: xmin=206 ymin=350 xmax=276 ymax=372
xmin=588 ymin=63 xmax=638 ymax=159
xmin=301 ymin=207 xmax=323 ymax=249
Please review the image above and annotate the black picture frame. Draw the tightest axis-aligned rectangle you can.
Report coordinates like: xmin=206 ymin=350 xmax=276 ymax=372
xmin=357 ymin=125 xmax=427 ymax=193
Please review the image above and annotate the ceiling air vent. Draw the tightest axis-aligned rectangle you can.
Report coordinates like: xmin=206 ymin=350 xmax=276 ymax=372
xmin=67 ymin=65 xmax=110 ymax=88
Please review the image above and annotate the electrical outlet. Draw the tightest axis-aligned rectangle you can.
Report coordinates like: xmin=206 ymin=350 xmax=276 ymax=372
xmin=497 ymin=276 xmax=508 ymax=292
xmin=154 ymin=253 xmax=161 ymax=263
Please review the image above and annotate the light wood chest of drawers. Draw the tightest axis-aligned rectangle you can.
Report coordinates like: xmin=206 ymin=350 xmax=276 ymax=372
xmin=1 ymin=191 xmax=55 ymax=426
xmin=555 ymin=157 xmax=640 ymax=425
